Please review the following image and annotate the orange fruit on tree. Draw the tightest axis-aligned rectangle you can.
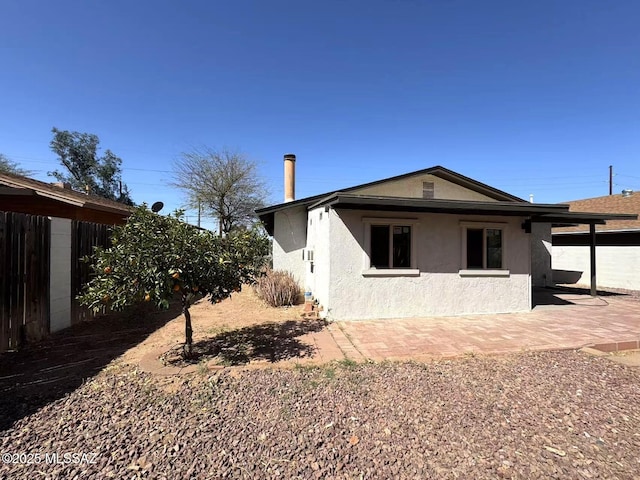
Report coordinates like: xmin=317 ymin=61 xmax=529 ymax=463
xmin=144 ymin=293 xmax=151 ymax=302
xmin=172 ymin=272 xmax=180 ymax=279
xmin=104 ymin=266 xmax=112 ymax=274
xmin=173 ymin=284 xmax=181 ymax=292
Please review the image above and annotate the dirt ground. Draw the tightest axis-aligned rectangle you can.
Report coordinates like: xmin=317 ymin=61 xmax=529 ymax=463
xmin=121 ymin=287 xmax=309 ymax=366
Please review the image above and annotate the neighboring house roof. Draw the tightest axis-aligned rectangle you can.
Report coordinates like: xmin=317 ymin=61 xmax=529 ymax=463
xmin=0 ymin=172 xmax=133 ymax=216
xmin=553 ymin=192 xmax=640 ymax=234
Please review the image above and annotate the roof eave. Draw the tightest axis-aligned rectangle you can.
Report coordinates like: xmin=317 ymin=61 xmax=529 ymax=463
xmin=309 ymin=193 xmax=570 ymax=216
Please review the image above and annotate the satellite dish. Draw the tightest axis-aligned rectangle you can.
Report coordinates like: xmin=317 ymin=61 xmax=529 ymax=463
xmin=151 ymin=201 xmax=164 ymax=213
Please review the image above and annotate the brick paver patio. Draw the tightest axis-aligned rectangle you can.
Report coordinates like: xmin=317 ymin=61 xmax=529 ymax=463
xmin=323 ymin=289 xmax=640 ymax=361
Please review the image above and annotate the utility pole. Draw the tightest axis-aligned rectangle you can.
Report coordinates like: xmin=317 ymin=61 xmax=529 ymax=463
xmin=609 ymin=165 xmax=613 ymax=195
xmin=197 ymin=200 xmax=201 ymax=228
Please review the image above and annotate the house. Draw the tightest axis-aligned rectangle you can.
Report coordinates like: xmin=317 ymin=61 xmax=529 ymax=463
xmin=0 ymin=172 xmax=132 ymax=225
xmin=553 ymin=191 xmax=640 ymax=291
xmin=257 ymin=155 xmax=636 ymax=320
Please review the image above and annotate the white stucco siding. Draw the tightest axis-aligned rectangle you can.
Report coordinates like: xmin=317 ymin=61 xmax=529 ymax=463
xmin=324 ymin=210 xmax=531 ymax=320
xmin=530 ymin=223 xmax=553 ymax=287
xmin=553 ymin=245 xmax=640 ymax=291
xmin=272 ymin=207 xmax=307 ymax=286
xmin=352 ymin=174 xmax=497 ymax=202
xmin=304 ymin=207 xmax=331 ymax=312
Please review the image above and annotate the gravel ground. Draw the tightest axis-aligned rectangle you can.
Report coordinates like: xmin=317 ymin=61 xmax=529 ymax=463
xmin=1 ymin=350 xmax=639 ymax=479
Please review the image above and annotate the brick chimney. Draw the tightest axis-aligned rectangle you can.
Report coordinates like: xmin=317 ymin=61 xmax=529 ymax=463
xmin=284 ymin=153 xmax=296 ymax=202
xmin=53 ymin=181 xmax=72 ymax=190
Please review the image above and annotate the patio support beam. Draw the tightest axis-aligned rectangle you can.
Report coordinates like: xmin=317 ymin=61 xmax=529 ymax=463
xmin=590 ymin=223 xmax=597 ymax=297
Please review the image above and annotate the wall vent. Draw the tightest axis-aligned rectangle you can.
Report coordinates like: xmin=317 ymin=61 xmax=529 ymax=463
xmin=422 ymin=182 xmax=434 ymax=199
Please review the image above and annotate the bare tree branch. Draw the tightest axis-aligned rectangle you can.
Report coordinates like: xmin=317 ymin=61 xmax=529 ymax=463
xmin=171 ymin=147 xmax=268 ymax=235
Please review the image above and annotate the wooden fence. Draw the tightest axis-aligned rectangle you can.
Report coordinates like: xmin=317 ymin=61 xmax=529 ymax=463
xmin=71 ymin=220 xmax=112 ymax=325
xmin=0 ymin=212 xmax=50 ymax=352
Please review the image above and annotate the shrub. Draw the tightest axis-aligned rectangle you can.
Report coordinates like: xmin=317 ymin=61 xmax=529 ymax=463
xmin=256 ymin=269 xmax=302 ymax=307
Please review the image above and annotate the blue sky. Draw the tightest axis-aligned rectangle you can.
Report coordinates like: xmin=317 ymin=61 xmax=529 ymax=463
xmin=1 ymin=0 xmax=639 ymax=230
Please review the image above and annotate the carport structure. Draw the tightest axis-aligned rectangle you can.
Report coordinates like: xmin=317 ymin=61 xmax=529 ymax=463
xmin=529 ymin=211 xmax=637 ymax=296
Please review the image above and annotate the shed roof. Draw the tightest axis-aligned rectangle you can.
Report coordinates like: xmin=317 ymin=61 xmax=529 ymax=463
xmin=0 ymin=172 xmax=133 ymax=215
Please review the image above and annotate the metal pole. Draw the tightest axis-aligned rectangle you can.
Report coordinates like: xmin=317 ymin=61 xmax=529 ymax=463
xmin=590 ymin=223 xmax=597 ymax=297
xmin=197 ymin=200 xmax=201 ymax=228
xmin=609 ymin=165 xmax=613 ymax=196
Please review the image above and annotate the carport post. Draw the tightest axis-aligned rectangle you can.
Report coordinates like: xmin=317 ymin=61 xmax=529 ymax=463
xmin=589 ymin=223 xmax=597 ymax=297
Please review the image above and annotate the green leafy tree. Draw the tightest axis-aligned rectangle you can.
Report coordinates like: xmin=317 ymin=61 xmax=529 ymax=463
xmin=0 ymin=154 xmax=34 ymax=176
xmin=49 ymin=127 xmax=134 ymax=205
xmin=78 ymin=206 xmax=269 ymax=356
xmin=171 ymin=147 xmax=267 ymax=235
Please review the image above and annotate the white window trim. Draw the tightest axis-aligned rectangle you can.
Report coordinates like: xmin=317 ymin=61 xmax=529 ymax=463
xmin=362 ymin=217 xmax=420 ymax=276
xmin=459 ymin=221 xmax=509 ymax=276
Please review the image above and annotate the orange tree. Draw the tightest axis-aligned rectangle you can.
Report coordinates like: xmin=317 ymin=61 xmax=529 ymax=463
xmin=78 ymin=205 xmax=270 ymax=356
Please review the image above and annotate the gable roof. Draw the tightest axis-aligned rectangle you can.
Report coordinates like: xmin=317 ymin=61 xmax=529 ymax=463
xmin=0 ymin=172 xmax=133 ymax=215
xmin=311 ymin=193 xmax=570 ymax=216
xmin=553 ymin=192 xmax=640 ymax=234
xmin=256 ymin=165 xmax=525 ymax=233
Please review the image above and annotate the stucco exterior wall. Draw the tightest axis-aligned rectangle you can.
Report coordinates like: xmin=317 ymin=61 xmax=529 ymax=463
xmin=530 ymin=223 xmax=553 ymax=287
xmin=323 ymin=210 xmax=531 ymax=320
xmin=553 ymin=245 xmax=640 ymax=291
xmin=272 ymin=206 xmax=308 ymax=286
xmin=304 ymin=207 xmax=331 ymax=311
xmin=50 ymin=217 xmax=72 ymax=332
xmin=353 ymin=174 xmax=497 ymax=202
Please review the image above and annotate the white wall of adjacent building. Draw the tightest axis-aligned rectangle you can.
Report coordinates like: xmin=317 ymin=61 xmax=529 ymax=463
xmin=553 ymin=244 xmax=640 ymax=291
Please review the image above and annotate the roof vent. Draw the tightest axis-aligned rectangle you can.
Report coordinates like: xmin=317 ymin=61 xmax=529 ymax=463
xmin=622 ymin=189 xmax=634 ymax=197
xmin=53 ymin=181 xmax=72 ymax=190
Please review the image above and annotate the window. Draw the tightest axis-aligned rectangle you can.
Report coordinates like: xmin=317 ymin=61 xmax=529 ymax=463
xmin=370 ymin=225 xmax=411 ymax=268
xmin=363 ymin=217 xmax=419 ymax=275
xmin=460 ymin=223 xmax=507 ymax=273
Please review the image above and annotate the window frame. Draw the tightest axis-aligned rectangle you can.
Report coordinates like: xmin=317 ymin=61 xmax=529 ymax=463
xmin=362 ymin=217 xmax=420 ymax=276
xmin=459 ymin=221 xmax=509 ymax=276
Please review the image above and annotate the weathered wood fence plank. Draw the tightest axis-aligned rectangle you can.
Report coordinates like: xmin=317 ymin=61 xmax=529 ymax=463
xmin=0 ymin=212 xmax=50 ymax=352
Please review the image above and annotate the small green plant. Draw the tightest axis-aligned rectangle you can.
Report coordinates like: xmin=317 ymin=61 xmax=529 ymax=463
xmin=255 ymin=269 xmax=302 ymax=307
xmin=197 ymin=360 xmax=209 ymax=376
xmin=337 ymin=358 xmax=358 ymax=369
xmin=323 ymin=366 xmax=336 ymax=379
xmin=293 ymin=363 xmax=318 ymax=373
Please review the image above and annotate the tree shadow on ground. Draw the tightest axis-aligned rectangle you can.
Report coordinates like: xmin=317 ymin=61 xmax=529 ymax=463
xmin=0 ymin=301 xmax=181 ymax=432
xmin=168 ymin=318 xmax=328 ymax=367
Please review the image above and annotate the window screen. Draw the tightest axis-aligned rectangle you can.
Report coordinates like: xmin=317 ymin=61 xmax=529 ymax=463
xmin=393 ymin=226 xmax=411 ymax=268
xmin=486 ymin=229 xmax=503 ymax=269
